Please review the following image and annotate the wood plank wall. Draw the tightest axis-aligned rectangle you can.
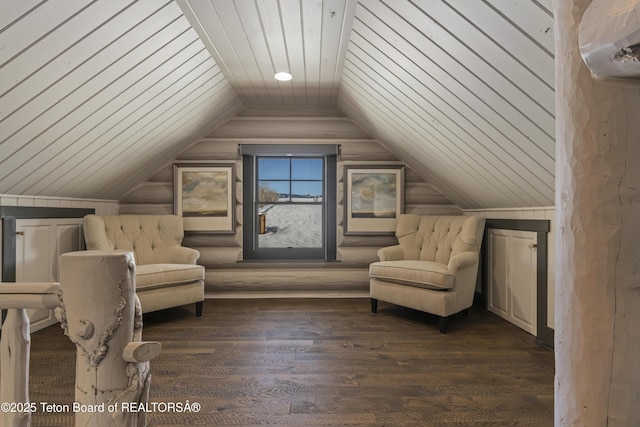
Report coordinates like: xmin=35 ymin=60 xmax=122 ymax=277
xmin=119 ymin=106 xmax=461 ymax=297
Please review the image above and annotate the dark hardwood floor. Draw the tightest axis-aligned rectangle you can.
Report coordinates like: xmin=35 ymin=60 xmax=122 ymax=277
xmin=29 ymin=298 xmax=554 ymax=426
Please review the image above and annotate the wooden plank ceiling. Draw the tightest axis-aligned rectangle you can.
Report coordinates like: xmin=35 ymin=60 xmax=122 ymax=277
xmin=0 ymin=0 xmax=243 ymax=200
xmin=339 ymin=0 xmax=555 ymax=208
xmin=0 ymin=0 xmax=555 ymax=209
xmin=177 ymin=0 xmax=357 ymax=105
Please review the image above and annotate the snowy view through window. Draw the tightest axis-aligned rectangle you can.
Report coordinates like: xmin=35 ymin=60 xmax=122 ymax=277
xmin=257 ymin=157 xmax=323 ymax=248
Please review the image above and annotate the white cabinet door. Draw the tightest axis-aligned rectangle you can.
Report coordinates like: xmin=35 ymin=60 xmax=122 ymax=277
xmin=15 ymin=218 xmax=83 ymax=332
xmin=488 ymin=228 xmax=537 ymax=335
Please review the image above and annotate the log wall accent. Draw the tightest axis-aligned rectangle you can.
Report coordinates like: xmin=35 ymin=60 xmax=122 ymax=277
xmin=555 ymin=0 xmax=640 ymax=424
xmin=205 ymin=268 xmax=370 ymax=294
xmin=119 ymin=105 xmax=460 ymax=295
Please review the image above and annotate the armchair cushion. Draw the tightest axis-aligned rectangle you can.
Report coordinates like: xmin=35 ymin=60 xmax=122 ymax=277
xmin=369 ymin=260 xmax=453 ymax=290
xmin=136 ymin=264 xmax=205 ymax=291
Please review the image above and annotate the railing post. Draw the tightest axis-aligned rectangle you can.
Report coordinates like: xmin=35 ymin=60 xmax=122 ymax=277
xmin=57 ymin=251 xmax=160 ymax=427
xmin=0 ymin=282 xmax=60 ymax=427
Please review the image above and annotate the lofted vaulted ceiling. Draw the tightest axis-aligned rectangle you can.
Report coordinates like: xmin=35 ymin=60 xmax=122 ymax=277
xmin=178 ymin=0 xmax=357 ymax=105
xmin=0 ymin=0 xmax=555 ymax=209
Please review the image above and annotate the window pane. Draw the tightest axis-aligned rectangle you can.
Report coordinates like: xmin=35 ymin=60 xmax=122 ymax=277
xmin=258 ymin=158 xmax=290 ymax=180
xmin=258 ymin=181 xmax=289 ymax=201
xmin=292 ymin=158 xmax=322 ymax=180
xmin=258 ymin=204 xmax=322 ymax=248
xmin=291 ymin=181 xmax=323 ymax=202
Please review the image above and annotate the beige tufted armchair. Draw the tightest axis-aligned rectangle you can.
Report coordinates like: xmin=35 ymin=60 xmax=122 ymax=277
xmin=369 ymin=214 xmax=485 ymax=333
xmin=82 ymin=214 xmax=205 ymax=316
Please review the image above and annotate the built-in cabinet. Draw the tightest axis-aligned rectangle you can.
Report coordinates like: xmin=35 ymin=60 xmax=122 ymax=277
xmin=1 ymin=202 xmax=112 ymax=333
xmin=15 ymin=218 xmax=83 ymax=332
xmin=487 ymin=228 xmax=538 ymax=336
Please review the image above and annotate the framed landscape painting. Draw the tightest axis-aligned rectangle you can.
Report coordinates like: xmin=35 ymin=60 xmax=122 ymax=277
xmin=344 ymin=165 xmax=404 ymax=235
xmin=174 ymin=162 xmax=235 ymax=233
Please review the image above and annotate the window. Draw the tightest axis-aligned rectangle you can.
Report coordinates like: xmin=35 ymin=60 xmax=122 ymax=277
xmin=242 ymin=145 xmax=337 ymax=260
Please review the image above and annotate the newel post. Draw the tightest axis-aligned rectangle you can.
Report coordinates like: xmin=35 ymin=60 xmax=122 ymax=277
xmin=555 ymin=0 xmax=640 ymax=425
xmin=57 ymin=251 xmax=161 ymax=427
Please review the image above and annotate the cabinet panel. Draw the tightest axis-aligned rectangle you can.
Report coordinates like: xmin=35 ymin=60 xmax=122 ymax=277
xmin=511 ymin=235 xmax=536 ymax=332
xmin=54 ymin=223 xmax=81 ymax=280
xmin=489 ymin=233 xmax=509 ymax=317
xmin=488 ymin=228 xmax=537 ymax=335
xmin=15 ymin=218 xmax=82 ymax=332
xmin=17 ymin=225 xmax=53 ymax=282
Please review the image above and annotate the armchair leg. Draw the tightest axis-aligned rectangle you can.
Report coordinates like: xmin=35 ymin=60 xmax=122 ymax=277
xmin=195 ymin=301 xmax=203 ymax=317
xmin=438 ymin=316 xmax=447 ymax=334
xmin=371 ymin=298 xmax=378 ymax=313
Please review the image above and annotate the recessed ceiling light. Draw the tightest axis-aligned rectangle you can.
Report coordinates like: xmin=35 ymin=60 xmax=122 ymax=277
xmin=274 ymin=72 xmax=292 ymax=81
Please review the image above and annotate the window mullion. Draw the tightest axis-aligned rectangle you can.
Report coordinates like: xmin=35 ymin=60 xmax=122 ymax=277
xmin=288 ymin=158 xmax=293 ymax=203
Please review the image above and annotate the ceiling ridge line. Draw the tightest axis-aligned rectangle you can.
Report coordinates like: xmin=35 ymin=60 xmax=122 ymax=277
xmin=229 ymin=116 xmax=353 ymax=121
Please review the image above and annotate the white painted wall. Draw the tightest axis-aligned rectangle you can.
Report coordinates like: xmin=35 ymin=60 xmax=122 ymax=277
xmin=465 ymin=207 xmax=555 ymax=330
xmin=0 ymin=194 xmax=118 ymax=214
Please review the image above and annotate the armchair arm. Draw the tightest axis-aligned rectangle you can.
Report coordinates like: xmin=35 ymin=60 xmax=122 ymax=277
xmin=377 ymin=245 xmax=404 ymax=261
xmin=447 ymin=251 xmax=479 ymax=273
xmin=167 ymin=246 xmax=200 ymax=264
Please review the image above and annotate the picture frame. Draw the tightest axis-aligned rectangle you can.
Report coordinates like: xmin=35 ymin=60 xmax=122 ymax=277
xmin=344 ymin=165 xmax=404 ymax=235
xmin=174 ymin=162 xmax=236 ymax=233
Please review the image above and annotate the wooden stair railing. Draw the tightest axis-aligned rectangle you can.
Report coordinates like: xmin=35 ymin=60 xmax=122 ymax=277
xmin=1 ymin=250 xmax=161 ymax=427
xmin=0 ymin=282 xmax=60 ymax=427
